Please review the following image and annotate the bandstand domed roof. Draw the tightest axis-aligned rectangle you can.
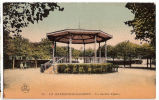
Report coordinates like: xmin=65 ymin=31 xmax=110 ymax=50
xmin=47 ymin=29 xmax=112 ymax=44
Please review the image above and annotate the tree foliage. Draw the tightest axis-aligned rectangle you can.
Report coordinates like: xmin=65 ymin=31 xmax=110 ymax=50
xmin=83 ymin=48 xmax=94 ymax=57
xmin=115 ymin=41 xmax=140 ymax=59
xmin=4 ymin=36 xmax=156 ymax=68
xmin=38 ymin=38 xmax=52 ymax=59
xmin=3 ymin=3 xmax=64 ymax=68
xmin=3 ymin=2 xmax=64 ymax=34
xmin=4 ymin=34 xmax=31 ymax=57
xmin=72 ymin=49 xmax=81 ymax=59
xmin=107 ymin=45 xmax=117 ymax=61
xmin=137 ymin=43 xmax=155 ymax=59
xmin=55 ymin=46 xmax=68 ymax=57
xmin=125 ymin=3 xmax=156 ymax=46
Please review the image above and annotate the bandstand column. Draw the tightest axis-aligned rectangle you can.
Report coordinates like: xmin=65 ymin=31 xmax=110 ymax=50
xmin=84 ymin=43 xmax=86 ymax=63
xmin=99 ymin=42 xmax=101 ymax=63
xmin=69 ymin=36 xmax=72 ymax=63
xmin=54 ymin=41 xmax=56 ymax=57
xmin=67 ymin=43 xmax=69 ymax=63
xmin=105 ymin=41 xmax=107 ymax=63
xmin=52 ymin=41 xmax=55 ymax=64
xmin=94 ymin=35 xmax=97 ymax=63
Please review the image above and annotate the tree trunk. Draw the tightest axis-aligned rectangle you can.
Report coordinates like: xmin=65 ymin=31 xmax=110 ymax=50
xmin=147 ymin=58 xmax=149 ymax=68
xmin=124 ymin=56 xmax=126 ymax=67
xmin=12 ymin=58 xmax=15 ymax=69
xmin=129 ymin=56 xmax=131 ymax=67
xmin=35 ymin=60 xmax=37 ymax=68
xmin=150 ymin=58 xmax=152 ymax=68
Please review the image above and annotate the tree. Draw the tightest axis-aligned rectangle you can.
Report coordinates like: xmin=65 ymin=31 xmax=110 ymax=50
xmin=3 ymin=3 xmax=64 ymax=68
xmin=83 ymin=48 xmax=94 ymax=57
xmin=3 ymin=3 xmax=64 ymax=34
xmin=107 ymin=45 xmax=117 ymax=62
xmin=125 ymin=3 xmax=156 ymax=47
xmin=115 ymin=41 xmax=128 ymax=67
xmin=98 ymin=45 xmax=117 ymax=63
xmin=31 ymin=43 xmax=43 ymax=68
xmin=126 ymin=42 xmax=140 ymax=67
xmin=55 ymin=46 xmax=67 ymax=57
xmin=39 ymin=38 xmax=52 ymax=59
xmin=4 ymin=34 xmax=32 ymax=69
xmin=4 ymin=33 xmax=31 ymax=57
xmin=72 ymin=49 xmax=81 ymax=59
xmin=138 ymin=43 xmax=155 ymax=68
xmin=115 ymin=41 xmax=139 ymax=67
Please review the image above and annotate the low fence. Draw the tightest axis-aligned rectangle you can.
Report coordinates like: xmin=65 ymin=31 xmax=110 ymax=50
xmin=54 ymin=57 xmax=106 ymax=63
xmin=5 ymin=60 xmax=49 ymax=69
xmin=5 ymin=57 xmax=143 ymax=69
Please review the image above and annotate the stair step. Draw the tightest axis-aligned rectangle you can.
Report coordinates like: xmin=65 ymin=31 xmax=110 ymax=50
xmin=44 ymin=65 xmax=57 ymax=74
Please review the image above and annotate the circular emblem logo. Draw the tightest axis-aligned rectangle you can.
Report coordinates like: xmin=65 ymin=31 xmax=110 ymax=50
xmin=21 ymin=83 xmax=30 ymax=93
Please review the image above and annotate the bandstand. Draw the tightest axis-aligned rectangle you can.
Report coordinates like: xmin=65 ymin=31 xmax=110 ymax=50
xmin=47 ymin=29 xmax=112 ymax=64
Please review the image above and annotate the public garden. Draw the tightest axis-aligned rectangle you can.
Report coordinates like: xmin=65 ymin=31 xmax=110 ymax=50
xmin=3 ymin=2 xmax=156 ymax=99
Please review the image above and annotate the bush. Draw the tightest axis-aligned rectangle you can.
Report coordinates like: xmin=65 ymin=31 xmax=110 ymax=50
xmin=107 ymin=60 xmax=142 ymax=65
xmin=57 ymin=63 xmax=118 ymax=74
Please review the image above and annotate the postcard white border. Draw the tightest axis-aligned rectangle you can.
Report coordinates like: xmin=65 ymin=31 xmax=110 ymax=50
xmin=0 ymin=0 xmax=158 ymax=100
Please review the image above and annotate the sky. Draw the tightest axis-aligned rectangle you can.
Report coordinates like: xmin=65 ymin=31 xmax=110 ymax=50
xmin=21 ymin=3 xmax=142 ymax=50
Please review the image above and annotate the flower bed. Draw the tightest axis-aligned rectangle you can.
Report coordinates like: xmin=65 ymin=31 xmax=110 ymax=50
xmin=57 ymin=63 xmax=118 ymax=73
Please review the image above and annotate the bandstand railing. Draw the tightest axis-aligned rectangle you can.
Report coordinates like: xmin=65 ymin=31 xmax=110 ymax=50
xmin=54 ymin=57 xmax=107 ymax=64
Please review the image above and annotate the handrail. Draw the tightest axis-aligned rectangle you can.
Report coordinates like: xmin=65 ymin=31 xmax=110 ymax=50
xmin=47 ymin=57 xmax=107 ymax=64
xmin=52 ymin=57 xmax=65 ymax=65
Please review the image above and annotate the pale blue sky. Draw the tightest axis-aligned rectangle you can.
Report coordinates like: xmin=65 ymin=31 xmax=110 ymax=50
xmin=21 ymin=3 xmax=141 ymax=49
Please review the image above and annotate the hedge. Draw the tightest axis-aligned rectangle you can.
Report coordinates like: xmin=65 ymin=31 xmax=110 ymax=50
xmin=107 ymin=60 xmax=142 ymax=65
xmin=57 ymin=63 xmax=118 ymax=73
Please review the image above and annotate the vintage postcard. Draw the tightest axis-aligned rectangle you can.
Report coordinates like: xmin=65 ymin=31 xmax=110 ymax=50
xmin=3 ymin=2 xmax=156 ymax=99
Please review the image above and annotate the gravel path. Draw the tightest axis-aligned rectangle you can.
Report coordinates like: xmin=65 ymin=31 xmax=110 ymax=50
xmin=4 ymin=68 xmax=156 ymax=99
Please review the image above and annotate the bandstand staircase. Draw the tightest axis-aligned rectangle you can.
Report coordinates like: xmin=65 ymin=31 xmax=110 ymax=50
xmin=41 ymin=57 xmax=64 ymax=73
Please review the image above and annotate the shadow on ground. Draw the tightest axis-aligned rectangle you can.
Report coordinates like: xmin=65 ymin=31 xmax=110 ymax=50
xmin=121 ymin=67 xmax=156 ymax=70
